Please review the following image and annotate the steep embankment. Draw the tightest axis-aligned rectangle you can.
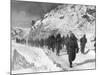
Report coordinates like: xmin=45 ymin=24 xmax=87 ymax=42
xmin=12 ymin=42 xmax=62 ymax=74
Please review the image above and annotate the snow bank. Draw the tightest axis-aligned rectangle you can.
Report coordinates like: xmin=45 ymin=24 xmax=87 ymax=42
xmin=12 ymin=42 xmax=62 ymax=74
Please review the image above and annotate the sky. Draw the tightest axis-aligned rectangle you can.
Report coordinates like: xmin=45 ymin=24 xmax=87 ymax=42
xmin=11 ymin=0 xmax=60 ymax=28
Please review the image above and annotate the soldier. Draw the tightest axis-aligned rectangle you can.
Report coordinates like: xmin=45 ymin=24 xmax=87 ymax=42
xmin=50 ymin=35 xmax=56 ymax=52
xmin=44 ymin=38 xmax=48 ymax=48
xmin=46 ymin=36 xmax=51 ymax=50
xmin=61 ymin=36 xmax=65 ymax=48
xmin=80 ymin=34 xmax=87 ymax=54
xmin=65 ymin=34 xmax=70 ymax=52
xmin=39 ymin=39 xmax=44 ymax=48
xmin=16 ymin=37 xmax=20 ymax=43
xmin=21 ymin=38 xmax=26 ymax=44
xmin=56 ymin=33 xmax=62 ymax=56
xmin=67 ymin=31 xmax=79 ymax=68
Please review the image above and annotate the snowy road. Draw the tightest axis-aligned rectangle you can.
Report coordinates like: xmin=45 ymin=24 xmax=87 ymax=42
xmin=45 ymin=48 xmax=95 ymax=71
xmin=12 ymin=42 xmax=95 ymax=74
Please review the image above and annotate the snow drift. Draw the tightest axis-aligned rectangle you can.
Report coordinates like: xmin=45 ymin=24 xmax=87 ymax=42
xmin=11 ymin=42 xmax=61 ymax=74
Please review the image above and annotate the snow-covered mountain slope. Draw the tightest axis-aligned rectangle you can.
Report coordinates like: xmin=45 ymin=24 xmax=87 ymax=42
xmin=34 ymin=5 xmax=95 ymax=36
xmin=12 ymin=42 xmax=62 ymax=74
xmin=28 ymin=4 xmax=96 ymax=50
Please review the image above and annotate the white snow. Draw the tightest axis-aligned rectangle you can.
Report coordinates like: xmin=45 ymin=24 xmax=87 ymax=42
xmin=44 ymin=48 xmax=95 ymax=71
xmin=11 ymin=4 xmax=96 ymax=74
xmin=12 ymin=42 xmax=62 ymax=74
xmin=33 ymin=4 xmax=95 ymax=50
xmin=12 ymin=41 xmax=95 ymax=74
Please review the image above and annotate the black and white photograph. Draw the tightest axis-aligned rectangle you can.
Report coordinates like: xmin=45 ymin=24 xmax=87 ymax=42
xmin=11 ymin=0 xmax=96 ymax=74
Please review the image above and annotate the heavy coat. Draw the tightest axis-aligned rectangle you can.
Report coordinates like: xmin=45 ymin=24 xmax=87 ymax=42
xmin=67 ymin=34 xmax=79 ymax=61
xmin=55 ymin=34 xmax=62 ymax=55
xmin=80 ymin=35 xmax=87 ymax=53
xmin=50 ymin=35 xmax=56 ymax=52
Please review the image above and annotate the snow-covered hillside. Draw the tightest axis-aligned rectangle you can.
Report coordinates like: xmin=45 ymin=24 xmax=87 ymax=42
xmin=34 ymin=5 xmax=95 ymax=36
xmin=28 ymin=4 xmax=96 ymax=50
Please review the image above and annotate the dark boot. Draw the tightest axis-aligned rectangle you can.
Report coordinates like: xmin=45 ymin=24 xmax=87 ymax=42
xmin=69 ymin=60 xmax=73 ymax=68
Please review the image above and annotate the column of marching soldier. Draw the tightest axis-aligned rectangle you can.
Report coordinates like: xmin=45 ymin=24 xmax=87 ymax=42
xmin=15 ymin=31 xmax=96 ymax=68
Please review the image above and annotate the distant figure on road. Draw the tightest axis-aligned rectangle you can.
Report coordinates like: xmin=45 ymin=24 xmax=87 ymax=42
xmin=67 ymin=31 xmax=79 ymax=68
xmin=80 ymin=34 xmax=87 ymax=54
